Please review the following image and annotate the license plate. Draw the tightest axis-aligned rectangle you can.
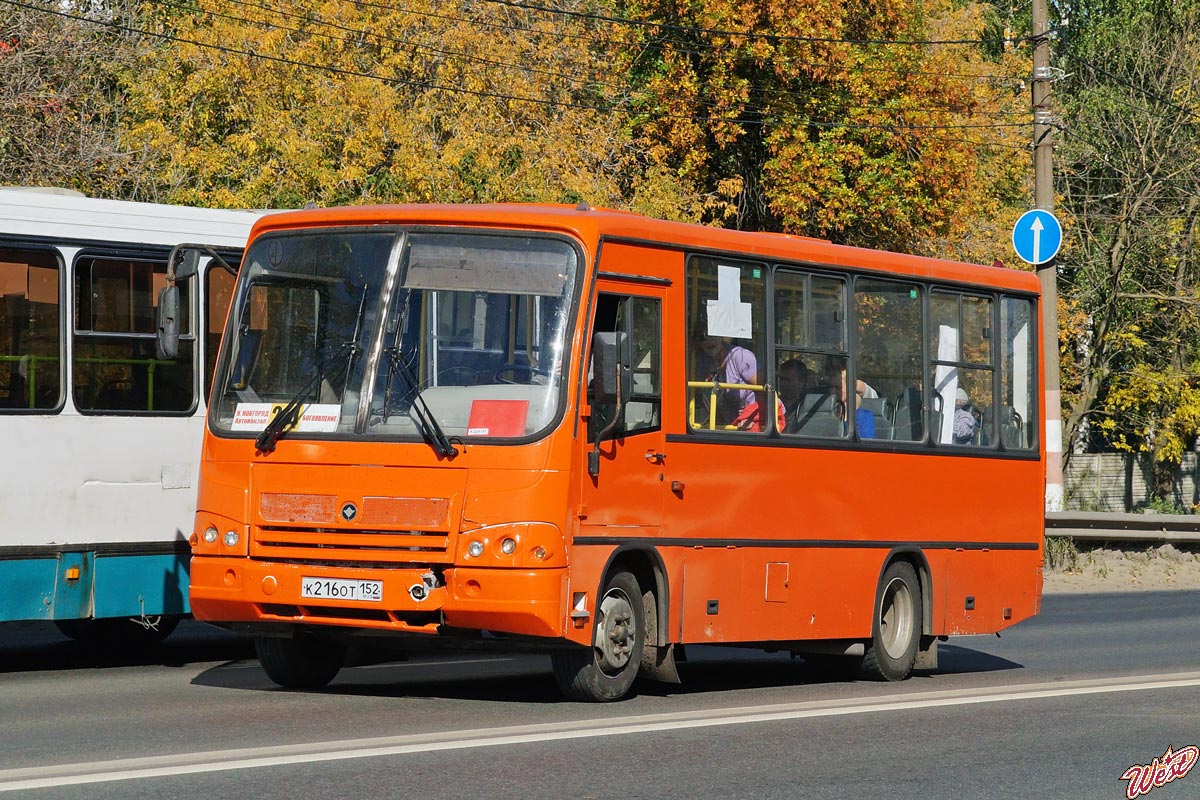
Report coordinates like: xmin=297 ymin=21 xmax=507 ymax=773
xmin=300 ymin=577 xmax=383 ymax=602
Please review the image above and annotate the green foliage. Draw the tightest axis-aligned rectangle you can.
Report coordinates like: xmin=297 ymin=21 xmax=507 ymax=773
xmin=1056 ymin=0 xmax=1200 ymax=497
xmin=1044 ymin=536 xmax=1080 ymax=572
xmin=1144 ymin=496 xmax=1193 ymax=515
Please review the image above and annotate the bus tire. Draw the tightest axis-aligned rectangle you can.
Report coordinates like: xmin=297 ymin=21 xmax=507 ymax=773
xmin=255 ymin=633 xmax=347 ymax=689
xmin=551 ymin=570 xmax=645 ymax=702
xmin=859 ymin=560 xmax=921 ymax=681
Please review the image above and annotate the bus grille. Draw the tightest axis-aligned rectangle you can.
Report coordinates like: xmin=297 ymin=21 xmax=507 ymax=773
xmin=251 ymin=525 xmax=453 ymax=564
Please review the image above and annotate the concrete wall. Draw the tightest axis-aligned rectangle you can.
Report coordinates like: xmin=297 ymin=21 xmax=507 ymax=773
xmin=1065 ymin=452 xmax=1200 ymax=512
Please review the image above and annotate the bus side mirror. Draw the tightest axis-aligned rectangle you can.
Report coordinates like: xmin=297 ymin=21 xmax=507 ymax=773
xmin=592 ymin=331 xmax=632 ymax=407
xmin=172 ymin=248 xmax=201 ymax=280
xmin=156 ymin=285 xmax=180 ymax=360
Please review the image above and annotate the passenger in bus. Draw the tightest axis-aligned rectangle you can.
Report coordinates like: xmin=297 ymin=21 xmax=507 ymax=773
xmin=696 ymin=332 xmax=758 ymax=425
xmin=822 ymin=354 xmax=878 ymax=399
xmin=778 ymin=358 xmax=812 ymax=418
xmin=953 ymin=387 xmax=978 ymax=444
xmin=837 ymin=369 xmax=876 ymax=438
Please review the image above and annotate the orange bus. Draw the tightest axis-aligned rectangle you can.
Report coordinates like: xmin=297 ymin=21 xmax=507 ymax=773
xmin=177 ymin=203 xmax=1044 ymax=701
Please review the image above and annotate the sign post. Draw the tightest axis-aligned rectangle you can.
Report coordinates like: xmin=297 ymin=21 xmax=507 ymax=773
xmin=1012 ymin=207 xmax=1064 ymax=511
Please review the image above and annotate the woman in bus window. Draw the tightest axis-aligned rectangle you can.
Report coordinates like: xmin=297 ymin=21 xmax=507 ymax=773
xmin=696 ymin=333 xmax=758 ymax=425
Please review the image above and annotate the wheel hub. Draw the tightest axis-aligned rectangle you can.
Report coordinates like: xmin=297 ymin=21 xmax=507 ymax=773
xmin=594 ymin=589 xmax=636 ymax=673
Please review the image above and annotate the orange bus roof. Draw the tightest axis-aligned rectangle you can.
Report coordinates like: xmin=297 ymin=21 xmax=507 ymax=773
xmin=246 ymin=203 xmax=1040 ymax=294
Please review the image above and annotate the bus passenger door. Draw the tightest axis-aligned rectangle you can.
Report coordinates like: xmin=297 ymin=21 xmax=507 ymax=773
xmin=580 ymin=289 xmax=666 ymax=532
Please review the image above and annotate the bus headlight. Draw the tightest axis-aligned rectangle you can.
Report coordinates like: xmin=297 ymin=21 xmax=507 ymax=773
xmin=456 ymin=522 xmax=565 ymax=567
xmin=191 ymin=513 xmax=249 ymax=557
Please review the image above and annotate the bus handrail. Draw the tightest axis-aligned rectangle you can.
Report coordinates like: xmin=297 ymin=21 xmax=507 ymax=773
xmin=686 ymin=379 xmax=779 ymax=433
xmin=0 ymin=353 xmax=174 ymax=410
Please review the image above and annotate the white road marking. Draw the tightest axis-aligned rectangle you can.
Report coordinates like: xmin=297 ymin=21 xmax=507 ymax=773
xmin=3 ymin=671 xmax=1199 ymax=792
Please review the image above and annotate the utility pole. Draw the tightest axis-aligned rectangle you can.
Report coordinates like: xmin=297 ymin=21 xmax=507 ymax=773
xmin=1032 ymin=0 xmax=1063 ymax=511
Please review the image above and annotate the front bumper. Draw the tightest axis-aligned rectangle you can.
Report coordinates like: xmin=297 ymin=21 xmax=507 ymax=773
xmin=189 ymin=557 xmax=567 ymax=639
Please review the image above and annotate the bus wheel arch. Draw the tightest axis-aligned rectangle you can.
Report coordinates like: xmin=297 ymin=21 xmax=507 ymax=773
xmin=860 ymin=554 xmax=925 ymax=681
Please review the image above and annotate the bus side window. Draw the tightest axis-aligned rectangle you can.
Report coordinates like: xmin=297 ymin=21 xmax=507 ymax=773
xmin=930 ymin=291 xmax=993 ymax=447
xmin=588 ymin=293 xmax=661 ymax=442
xmin=1000 ymin=296 xmax=1038 ymax=450
xmin=0 ymin=248 xmax=62 ymax=411
xmin=854 ymin=278 xmax=921 ymax=441
xmin=74 ymin=255 xmax=195 ymax=414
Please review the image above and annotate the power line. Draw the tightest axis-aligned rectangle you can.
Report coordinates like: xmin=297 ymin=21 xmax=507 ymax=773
xmin=144 ymin=0 xmax=1031 ymax=120
xmin=481 ymin=0 xmax=1035 ymax=48
xmin=2 ymin=0 xmax=1034 ymax=141
xmin=276 ymin=0 xmax=1027 ymax=84
xmin=145 ymin=0 xmax=609 ymax=90
xmin=1069 ymin=53 xmax=1200 ymax=124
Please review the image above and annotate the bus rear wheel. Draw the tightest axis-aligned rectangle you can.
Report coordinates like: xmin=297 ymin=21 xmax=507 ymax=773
xmin=551 ymin=570 xmax=645 ymax=702
xmin=255 ymin=633 xmax=347 ymax=689
xmin=860 ymin=560 xmax=921 ymax=681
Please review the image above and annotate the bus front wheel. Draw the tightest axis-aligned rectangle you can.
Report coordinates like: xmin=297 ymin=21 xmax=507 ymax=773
xmin=551 ymin=570 xmax=645 ymax=702
xmin=255 ymin=633 xmax=347 ymax=689
xmin=860 ymin=560 xmax=921 ymax=681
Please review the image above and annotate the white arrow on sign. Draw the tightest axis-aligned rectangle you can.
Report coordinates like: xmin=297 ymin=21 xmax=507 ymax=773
xmin=1030 ymin=216 xmax=1044 ymax=265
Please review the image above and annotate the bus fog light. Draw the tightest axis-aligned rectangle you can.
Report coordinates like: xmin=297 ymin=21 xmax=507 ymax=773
xmin=533 ymin=545 xmax=547 ymax=560
xmin=467 ymin=540 xmax=484 ymax=558
xmin=223 ymin=530 xmax=240 ymax=547
xmin=203 ymin=526 xmax=219 ymax=544
xmin=500 ymin=537 xmax=516 ymax=555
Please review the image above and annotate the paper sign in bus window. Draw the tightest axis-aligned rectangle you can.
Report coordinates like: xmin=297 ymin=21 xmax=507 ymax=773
xmin=707 ymin=264 xmax=752 ymax=339
xmin=232 ymin=402 xmax=341 ymax=432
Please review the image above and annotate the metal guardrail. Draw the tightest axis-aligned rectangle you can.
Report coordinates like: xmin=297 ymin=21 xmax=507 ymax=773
xmin=1046 ymin=511 xmax=1200 ymax=544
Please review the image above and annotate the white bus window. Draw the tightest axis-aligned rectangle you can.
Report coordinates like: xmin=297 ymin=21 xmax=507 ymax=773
xmin=930 ymin=292 xmax=994 ymax=446
xmin=1000 ymin=296 xmax=1037 ymax=450
xmin=73 ymin=256 xmax=194 ymax=414
xmin=0 ymin=247 xmax=61 ymax=411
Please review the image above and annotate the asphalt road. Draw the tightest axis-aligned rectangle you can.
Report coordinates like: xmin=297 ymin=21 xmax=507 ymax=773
xmin=1 ymin=590 xmax=1197 ymax=800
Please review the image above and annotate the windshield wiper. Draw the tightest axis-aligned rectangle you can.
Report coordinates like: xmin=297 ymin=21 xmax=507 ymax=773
xmin=255 ymin=290 xmax=368 ymax=454
xmin=380 ymin=344 xmax=458 ymax=459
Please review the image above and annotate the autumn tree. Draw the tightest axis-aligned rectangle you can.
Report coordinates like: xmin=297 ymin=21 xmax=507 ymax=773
xmin=609 ymin=0 xmax=1031 ymax=261
xmin=0 ymin=0 xmax=144 ymax=192
xmin=1055 ymin=0 xmax=1200 ymax=504
xmin=121 ymin=0 xmax=695 ymax=213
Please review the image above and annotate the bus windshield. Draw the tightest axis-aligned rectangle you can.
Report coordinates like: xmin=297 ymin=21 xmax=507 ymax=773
xmin=210 ymin=228 xmax=579 ymax=444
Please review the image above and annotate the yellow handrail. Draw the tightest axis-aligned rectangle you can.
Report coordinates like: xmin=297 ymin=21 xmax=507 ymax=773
xmin=686 ymin=380 xmax=778 ymax=433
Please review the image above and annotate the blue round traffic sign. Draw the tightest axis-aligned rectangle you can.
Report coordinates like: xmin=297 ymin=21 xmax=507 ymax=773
xmin=1012 ymin=209 xmax=1062 ymax=266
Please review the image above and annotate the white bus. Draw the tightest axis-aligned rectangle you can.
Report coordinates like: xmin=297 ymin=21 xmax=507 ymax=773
xmin=0 ymin=188 xmax=262 ymax=643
